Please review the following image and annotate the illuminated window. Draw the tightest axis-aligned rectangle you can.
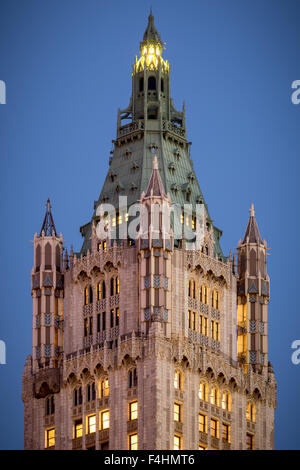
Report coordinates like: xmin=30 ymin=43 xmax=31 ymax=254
xmin=174 ymin=371 xmax=182 ymax=390
xmin=97 ymin=282 xmax=102 ymax=300
xmin=129 ymin=401 xmax=138 ymax=421
xmin=103 ymin=240 xmax=107 ymax=251
xmin=247 ymin=433 xmax=254 ymax=450
xmin=211 ymin=320 xmax=220 ymax=341
xmin=199 ymin=413 xmax=207 ymax=433
xmin=199 ymin=383 xmax=208 ymax=402
xmin=200 ymin=286 xmax=208 ymax=304
xmin=125 ymin=213 xmax=129 ymax=222
xmin=99 ymin=377 xmax=109 ymax=398
xmin=200 ymin=315 xmax=208 ymax=336
xmin=210 ymin=418 xmax=218 ymax=438
xmin=87 ymin=415 xmax=96 ymax=434
xmin=84 ymin=287 xmax=89 ymax=306
xmin=211 ymin=290 xmax=220 ymax=310
xmin=98 ymin=242 xmax=102 ymax=254
xmin=192 ymin=216 xmax=196 ymax=231
xmin=246 ymin=403 xmax=256 ymax=422
xmin=74 ymin=419 xmax=82 ymax=438
xmin=174 ymin=403 xmax=181 ymax=422
xmin=100 ymin=410 xmax=110 ymax=430
xmin=199 ymin=445 xmax=206 ymax=450
xmin=174 ymin=435 xmax=182 ymax=450
xmin=188 ymin=310 xmax=192 ymax=329
xmin=192 ymin=311 xmax=197 ymax=330
xmin=45 ymin=428 xmax=55 ymax=448
xmin=116 ymin=276 xmax=120 ymax=294
xmin=129 ymin=433 xmax=138 ymax=450
xmin=221 ymin=392 xmax=231 ymax=411
xmin=210 ymin=387 xmax=220 ymax=406
xmin=222 ymin=423 xmax=230 ymax=443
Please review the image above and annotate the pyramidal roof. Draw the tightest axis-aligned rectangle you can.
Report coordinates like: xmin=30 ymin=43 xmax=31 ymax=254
xmin=242 ymin=203 xmax=262 ymax=244
xmin=40 ymin=199 xmax=57 ymax=237
xmin=144 ymin=156 xmax=166 ymax=197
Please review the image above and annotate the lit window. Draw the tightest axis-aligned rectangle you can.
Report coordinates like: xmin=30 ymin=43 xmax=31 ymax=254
xmin=98 ymin=282 xmax=102 ymax=300
xmin=116 ymin=276 xmax=120 ymax=294
xmin=174 ymin=435 xmax=182 ymax=450
xmin=99 ymin=377 xmax=109 ymax=398
xmin=247 ymin=433 xmax=254 ymax=450
xmin=125 ymin=213 xmax=129 ymax=222
xmin=174 ymin=403 xmax=181 ymax=422
xmin=200 ymin=286 xmax=208 ymax=304
xmin=192 ymin=217 xmax=196 ymax=231
xmin=199 ymin=445 xmax=206 ymax=450
xmin=222 ymin=423 xmax=230 ymax=443
xmin=199 ymin=383 xmax=208 ymax=402
xmin=103 ymin=240 xmax=107 ymax=251
xmin=246 ymin=403 xmax=256 ymax=422
xmin=210 ymin=418 xmax=218 ymax=438
xmin=210 ymin=387 xmax=220 ymax=406
xmin=98 ymin=242 xmax=102 ymax=254
xmin=174 ymin=371 xmax=182 ymax=390
xmin=84 ymin=287 xmax=89 ymax=305
xmin=222 ymin=392 xmax=231 ymax=411
xmin=45 ymin=428 xmax=55 ymax=448
xmin=100 ymin=410 xmax=110 ymax=430
xmin=199 ymin=413 xmax=207 ymax=433
xmin=74 ymin=419 xmax=82 ymax=438
xmin=129 ymin=433 xmax=138 ymax=450
xmin=129 ymin=401 xmax=138 ymax=421
xmin=87 ymin=415 xmax=96 ymax=434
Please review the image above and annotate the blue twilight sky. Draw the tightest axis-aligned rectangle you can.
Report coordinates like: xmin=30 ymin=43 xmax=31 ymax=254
xmin=0 ymin=0 xmax=299 ymax=450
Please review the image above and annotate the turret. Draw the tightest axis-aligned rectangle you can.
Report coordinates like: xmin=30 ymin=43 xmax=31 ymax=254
xmin=31 ymin=200 xmax=64 ymax=375
xmin=138 ymin=155 xmax=172 ymax=337
xmin=237 ymin=204 xmax=270 ymax=375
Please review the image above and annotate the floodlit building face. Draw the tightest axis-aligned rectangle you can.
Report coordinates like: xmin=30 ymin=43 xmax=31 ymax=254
xmin=22 ymin=11 xmax=276 ymax=450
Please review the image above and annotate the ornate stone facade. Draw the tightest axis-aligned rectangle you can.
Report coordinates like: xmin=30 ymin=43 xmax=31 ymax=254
xmin=22 ymin=11 xmax=276 ymax=450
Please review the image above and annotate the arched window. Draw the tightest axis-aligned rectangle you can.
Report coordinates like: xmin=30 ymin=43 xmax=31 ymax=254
xmin=74 ymin=387 xmax=82 ymax=406
xmin=128 ymin=368 xmax=138 ymax=388
xmin=110 ymin=277 xmax=114 ymax=296
xmin=45 ymin=243 xmax=52 ymax=270
xmin=221 ymin=391 xmax=232 ymax=411
xmin=148 ymin=76 xmax=156 ymax=90
xmin=246 ymin=402 xmax=256 ymax=422
xmin=210 ymin=386 xmax=220 ymax=406
xmin=36 ymin=244 xmax=41 ymax=272
xmin=174 ymin=371 xmax=182 ymax=390
xmin=45 ymin=396 xmax=55 ymax=416
xmin=139 ymin=77 xmax=144 ymax=92
xmin=55 ymin=245 xmax=60 ymax=271
xmin=99 ymin=377 xmax=109 ymax=398
xmin=89 ymin=286 xmax=93 ymax=304
xmin=200 ymin=285 xmax=208 ymax=305
xmin=84 ymin=287 xmax=89 ymax=306
xmin=199 ymin=382 xmax=208 ymax=402
xmin=86 ymin=383 xmax=96 ymax=402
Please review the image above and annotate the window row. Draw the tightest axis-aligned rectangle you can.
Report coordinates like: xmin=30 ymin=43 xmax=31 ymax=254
xmin=188 ymin=311 xmax=220 ymax=340
xmin=83 ymin=276 xmax=119 ymax=305
xmin=198 ymin=414 xmax=231 ymax=442
xmin=83 ymin=308 xmax=120 ymax=336
xmin=73 ymin=378 xmax=109 ymax=406
xmin=199 ymin=383 xmax=232 ymax=410
xmin=188 ymin=281 xmax=220 ymax=310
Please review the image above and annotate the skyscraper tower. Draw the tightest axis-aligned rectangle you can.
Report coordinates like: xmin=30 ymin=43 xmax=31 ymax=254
xmin=22 ymin=11 xmax=276 ymax=451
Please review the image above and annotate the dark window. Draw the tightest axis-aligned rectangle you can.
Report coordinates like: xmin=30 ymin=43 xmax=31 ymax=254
xmin=97 ymin=314 xmax=101 ymax=332
xmin=102 ymin=312 xmax=106 ymax=331
xmin=110 ymin=309 xmax=114 ymax=328
xmin=161 ymin=78 xmax=164 ymax=93
xmin=110 ymin=278 xmax=114 ymax=296
xmin=139 ymin=77 xmax=144 ymax=92
xmin=148 ymin=76 xmax=156 ymax=90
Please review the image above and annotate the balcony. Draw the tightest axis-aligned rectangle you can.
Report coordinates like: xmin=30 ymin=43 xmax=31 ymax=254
xmin=198 ymin=431 xmax=208 ymax=444
xmin=127 ymin=419 xmax=138 ymax=433
xmin=86 ymin=432 xmax=96 ymax=447
xmin=72 ymin=437 xmax=82 ymax=450
xmin=210 ymin=436 xmax=220 ymax=449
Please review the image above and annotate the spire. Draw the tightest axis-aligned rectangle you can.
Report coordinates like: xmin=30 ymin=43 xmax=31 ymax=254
xmin=40 ymin=199 xmax=57 ymax=237
xmin=143 ymin=8 xmax=162 ymax=43
xmin=145 ymin=155 xmax=166 ymax=197
xmin=242 ymin=203 xmax=262 ymax=244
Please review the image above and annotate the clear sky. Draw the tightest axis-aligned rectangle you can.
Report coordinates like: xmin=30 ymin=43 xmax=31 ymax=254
xmin=0 ymin=0 xmax=299 ymax=449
